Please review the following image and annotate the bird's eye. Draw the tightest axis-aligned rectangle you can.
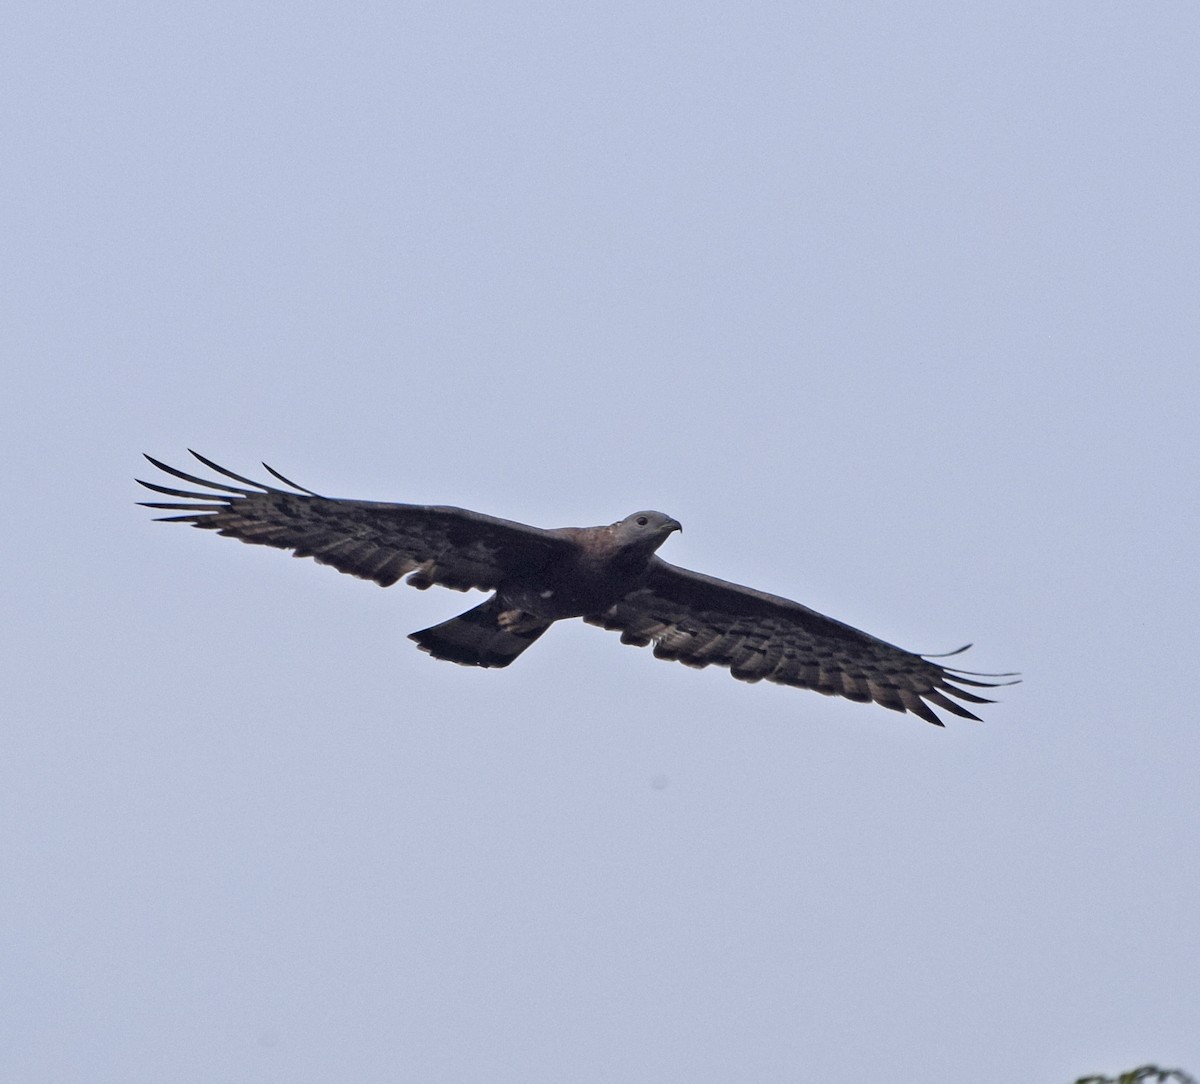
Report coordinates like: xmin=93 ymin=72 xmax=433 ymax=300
xmin=636 ymin=516 xmax=649 ymax=526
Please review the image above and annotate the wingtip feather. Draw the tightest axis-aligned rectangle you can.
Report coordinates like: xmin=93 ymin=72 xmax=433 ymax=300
xmin=261 ymin=461 xmax=321 ymax=496
xmin=187 ymin=450 xmax=274 ymax=491
xmin=922 ymin=643 xmax=972 ymax=658
xmin=142 ymin=454 xmax=256 ymax=494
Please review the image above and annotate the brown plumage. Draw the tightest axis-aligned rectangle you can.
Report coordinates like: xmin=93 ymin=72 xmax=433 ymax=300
xmin=138 ymin=452 xmax=1017 ymax=726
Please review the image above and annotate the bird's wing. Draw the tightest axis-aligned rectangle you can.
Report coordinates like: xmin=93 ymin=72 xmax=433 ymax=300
xmin=138 ymin=452 xmax=571 ymax=591
xmin=584 ymin=557 xmax=1016 ymax=726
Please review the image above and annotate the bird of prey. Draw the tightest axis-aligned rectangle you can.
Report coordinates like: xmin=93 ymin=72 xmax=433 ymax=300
xmin=138 ymin=452 xmax=1015 ymax=726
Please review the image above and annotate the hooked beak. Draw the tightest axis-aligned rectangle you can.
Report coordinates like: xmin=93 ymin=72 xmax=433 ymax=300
xmin=664 ymin=518 xmax=683 ymax=536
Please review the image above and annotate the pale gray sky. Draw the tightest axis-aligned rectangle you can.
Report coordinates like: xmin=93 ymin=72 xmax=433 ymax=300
xmin=4 ymin=3 xmax=1198 ymax=1082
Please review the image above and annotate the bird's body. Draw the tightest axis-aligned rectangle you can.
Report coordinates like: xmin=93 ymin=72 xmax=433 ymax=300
xmin=138 ymin=452 xmax=1015 ymax=726
xmin=410 ymin=512 xmax=683 ymax=668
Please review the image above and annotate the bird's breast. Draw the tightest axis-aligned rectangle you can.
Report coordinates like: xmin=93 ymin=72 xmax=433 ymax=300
xmin=503 ymin=555 xmax=648 ymax=620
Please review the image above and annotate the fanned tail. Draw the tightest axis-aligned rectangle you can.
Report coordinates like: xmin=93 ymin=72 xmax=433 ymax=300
xmin=409 ymin=596 xmax=551 ymax=668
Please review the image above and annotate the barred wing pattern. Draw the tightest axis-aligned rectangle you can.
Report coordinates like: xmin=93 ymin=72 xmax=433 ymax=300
xmin=140 ymin=453 xmax=1015 ymax=726
xmin=137 ymin=452 xmax=569 ymax=592
xmin=585 ymin=558 xmax=1014 ymax=726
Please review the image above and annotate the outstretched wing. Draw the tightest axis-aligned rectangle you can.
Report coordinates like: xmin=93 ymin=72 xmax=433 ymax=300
xmin=584 ymin=558 xmax=1016 ymax=726
xmin=138 ymin=452 xmax=571 ymax=591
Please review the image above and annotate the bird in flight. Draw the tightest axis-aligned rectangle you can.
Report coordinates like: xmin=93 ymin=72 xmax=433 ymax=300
xmin=138 ymin=452 xmax=1015 ymax=726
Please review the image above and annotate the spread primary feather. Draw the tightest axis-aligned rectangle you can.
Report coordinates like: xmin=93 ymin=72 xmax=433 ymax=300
xmin=138 ymin=452 xmax=1017 ymax=726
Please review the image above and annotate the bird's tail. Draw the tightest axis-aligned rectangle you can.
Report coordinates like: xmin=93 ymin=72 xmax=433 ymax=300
xmin=408 ymin=596 xmax=551 ymax=668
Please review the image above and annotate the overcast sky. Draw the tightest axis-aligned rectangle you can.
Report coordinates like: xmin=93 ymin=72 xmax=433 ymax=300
xmin=4 ymin=3 xmax=1198 ymax=1082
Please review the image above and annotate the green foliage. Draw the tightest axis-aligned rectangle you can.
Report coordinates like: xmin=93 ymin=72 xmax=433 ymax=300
xmin=1074 ymin=1067 xmax=1196 ymax=1084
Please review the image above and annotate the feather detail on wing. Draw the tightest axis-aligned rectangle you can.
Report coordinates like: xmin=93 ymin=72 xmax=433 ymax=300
xmin=137 ymin=451 xmax=569 ymax=591
xmin=584 ymin=557 xmax=1018 ymax=726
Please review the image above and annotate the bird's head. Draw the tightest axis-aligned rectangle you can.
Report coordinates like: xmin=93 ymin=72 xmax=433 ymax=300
xmin=612 ymin=511 xmax=683 ymax=553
